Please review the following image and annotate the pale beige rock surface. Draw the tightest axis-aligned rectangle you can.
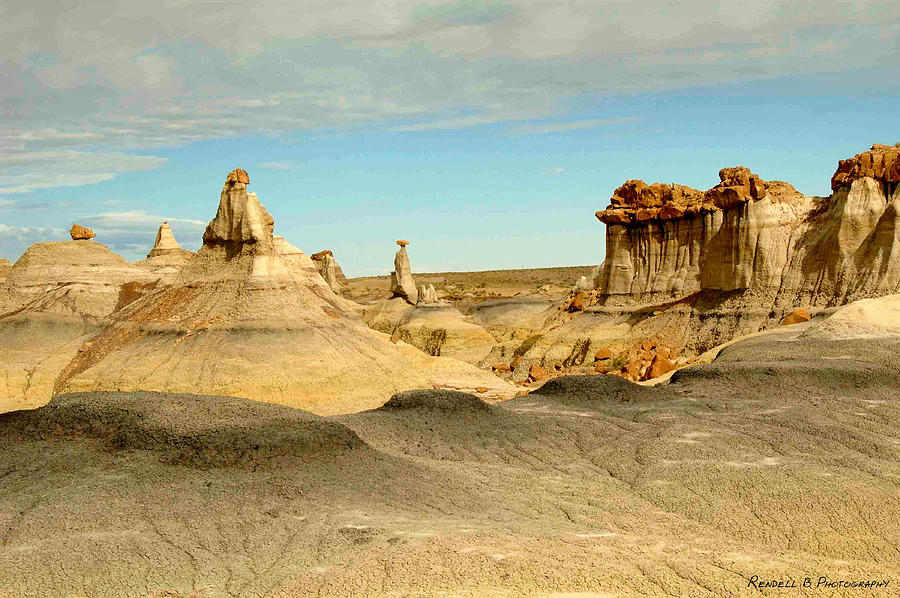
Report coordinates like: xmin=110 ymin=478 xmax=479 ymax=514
xmin=0 ymin=241 xmax=156 ymax=412
xmin=364 ymin=298 xmax=496 ymax=365
xmin=52 ymin=171 xmax=514 ymax=414
xmin=135 ymin=221 xmax=194 ymax=275
xmin=802 ymin=294 xmax=900 ymax=339
xmin=390 ymin=244 xmax=418 ymax=304
xmin=0 ymin=258 xmax=10 ymax=284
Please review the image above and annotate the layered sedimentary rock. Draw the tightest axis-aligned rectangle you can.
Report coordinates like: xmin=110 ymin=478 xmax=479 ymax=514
xmin=51 ymin=170 xmax=513 ymax=414
xmin=136 ymin=221 xmax=194 ymax=275
xmin=0 ymin=241 xmax=157 ymax=411
xmin=390 ymin=241 xmax=418 ymax=304
xmin=0 ymin=258 xmax=10 ymax=284
xmin=311 ymin=250 xmax=349 ymax=294
xmin=594 ymin=147 xmax=900 ymax=306
xmin=508 ymin=146 xmax=900 ymax=381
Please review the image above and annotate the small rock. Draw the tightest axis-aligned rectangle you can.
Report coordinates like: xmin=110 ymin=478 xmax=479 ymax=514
xmin=475 ymin=387 xmax=489 ymax=393
xmin=492 ymin=363 xmax=512 ymax=373
xmin=594 ymin=347 xmax=612 ymax=361
xmin=390 ymin=331 xmax=400 ymax=343
xmin=647 ymin=354 xmax=676 ymax=379
xmin=780 ymin=308 xmax=811 ymax=326
xmin=70 ymin=224 xmax=96 ymax=241
xmin=528 ymin=364 xmax=548 ymax=381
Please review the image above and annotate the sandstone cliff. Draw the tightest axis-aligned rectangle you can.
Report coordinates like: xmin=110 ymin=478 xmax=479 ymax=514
xmin=594 ymin=145 xmax=900 ymax=306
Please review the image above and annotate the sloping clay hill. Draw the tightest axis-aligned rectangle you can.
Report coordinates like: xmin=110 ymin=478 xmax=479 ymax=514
xmin=1 ymin=301 xmax=898 ymax=596
xmin=47 ymin=169 xmax=513 ymax=414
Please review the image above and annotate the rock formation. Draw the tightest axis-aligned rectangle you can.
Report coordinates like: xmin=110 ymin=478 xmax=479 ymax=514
xmin=311 ymin=249 xmax=349 ymax=294
xmin=136 ymin=221 xmax=194 ymax=275
xmin=594 ymin=147 xmax=900 ymax=306
xmin=69 ymin=224 xmax=95 ymax=240
xmin=0 ymin=241 xmax=157 ymax=411
xmin=505 ymin=145 xmax=900 ymax=381
xmin=47 ymin=170 xmax=513 ymax=414
xmin=417 ymin=284 xmax=438 ymax=304
xmin=0 ymin=258 xmax=10 ymax=284
xmin=390 ymin=240 xmax=418 ymax=304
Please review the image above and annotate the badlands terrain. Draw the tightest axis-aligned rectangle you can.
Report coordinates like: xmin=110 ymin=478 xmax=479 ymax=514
xmin=0 ymin=144 xmax=898 ymax=596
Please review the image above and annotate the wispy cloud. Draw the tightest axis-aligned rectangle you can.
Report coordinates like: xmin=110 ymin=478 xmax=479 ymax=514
xmin=544 ymin=167 xmax=566 ymax=176
xmin=0 ymin=151 xmax=168 ymax=194
xmin=507 ymin=118 xmax=640 ymax=136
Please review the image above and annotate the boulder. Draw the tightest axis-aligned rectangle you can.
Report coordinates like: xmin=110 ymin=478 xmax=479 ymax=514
xmin=646 ymin=353 xmax=676 ymax=379
xmin=780 ymin=309 xmax=811 ymax=326
xmin=69 ymin=224 xmax=95 ymax=241
xmin=594 ymin=347 xmax=612 ymax=361
xmin=528 ymin=364 xmax=548 ymax=382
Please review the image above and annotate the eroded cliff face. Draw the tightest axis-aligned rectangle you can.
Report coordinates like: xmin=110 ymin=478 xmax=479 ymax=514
xmin=594 ymin=146 xmax=900 ymax=308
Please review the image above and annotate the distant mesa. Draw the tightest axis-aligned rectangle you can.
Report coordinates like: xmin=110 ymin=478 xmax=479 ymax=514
xmin=69 ymin=224 xmax=95 ymax=241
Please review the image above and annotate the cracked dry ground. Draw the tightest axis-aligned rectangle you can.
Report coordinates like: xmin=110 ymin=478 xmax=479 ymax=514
xmin=0 ymin=332 xmax=898 ymax=597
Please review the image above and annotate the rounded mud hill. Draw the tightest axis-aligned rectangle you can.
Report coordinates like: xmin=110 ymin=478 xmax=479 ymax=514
xmin=525 ymin=374 xmax=657 ymax=402
xmin=379 ymin=389 xmax=495 ymax=414
xmin=0 ymin=391 xmax=367 ymax=468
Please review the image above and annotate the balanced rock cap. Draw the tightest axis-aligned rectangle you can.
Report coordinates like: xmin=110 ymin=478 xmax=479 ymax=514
xmin=396 ymin=240 xmax=410 ymax=246
xmin=70 ymin=224 xmax=96 ymax=241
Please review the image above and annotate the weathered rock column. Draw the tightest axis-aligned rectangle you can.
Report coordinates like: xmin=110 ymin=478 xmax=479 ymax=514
xmin=390 ymin=240 xmax=418 ymax=304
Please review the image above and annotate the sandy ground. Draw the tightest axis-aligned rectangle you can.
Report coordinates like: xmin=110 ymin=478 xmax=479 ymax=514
xmin=0 ymin=331 xmax=898 ymax=597
xmin=347 ymin=265 xmax=595 ymax=303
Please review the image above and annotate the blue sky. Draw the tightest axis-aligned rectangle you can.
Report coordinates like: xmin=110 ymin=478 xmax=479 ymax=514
xmin=1 ymin=1 xmax=898 ymax=275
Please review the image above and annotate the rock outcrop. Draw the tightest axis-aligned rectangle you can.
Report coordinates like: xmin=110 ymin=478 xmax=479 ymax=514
xmin=0 ymin=241 xmax=157 ymax=412
xmin=390 ymin=241 xmax=418 ymax=304
xmin=136 ymin=221 xmax=194 ymax=275
xmin=594 ymin=146 xmax=900 ymax=306
xmin=202 ymin=168 xmax=275 ymax=251
xmin=506 ymin=145 xmax=900 ymax=381
xmin=0 ymin=258 xmax=10 ymax=284
xmin=311 ymin=250 xmax=349 ymax=294
xmin=69 ymin=224 xmax=95 ymax=240
xmin=417 ymin=284 xmax=438 ymax=304
xmin=49 ymin=170 xmax=513 ymax=414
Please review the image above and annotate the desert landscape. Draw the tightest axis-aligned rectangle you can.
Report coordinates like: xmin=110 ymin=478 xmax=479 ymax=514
xmin=2 ymin=2 xmax=899 ymax=596
xmin=0 ymin=144 xmax=898 ymax=596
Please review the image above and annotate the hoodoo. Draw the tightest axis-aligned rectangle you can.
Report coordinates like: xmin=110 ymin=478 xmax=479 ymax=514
xmin=390 ymin=240 xmax=419 ymax=304
xmin=311 ymin=249 xmax=349 ymax=294
xmin=50 ymin=170 xmax=513 ymax=414
xmin=137 ymin=221 xmax=194 ymax=275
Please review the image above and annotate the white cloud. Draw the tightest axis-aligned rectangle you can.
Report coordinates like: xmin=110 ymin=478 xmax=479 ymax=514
xmin=544 ymin=167 xmax=566 ymax=175
xmin=0 ymin=224 xmax=67 ymax=262
xmin=508 ymin=118 xmax=639 ymax=136
xmin=0 ymin=0 xmax=896 ymax=194
xmin=0 ymin=151 xmax=167 ymax=194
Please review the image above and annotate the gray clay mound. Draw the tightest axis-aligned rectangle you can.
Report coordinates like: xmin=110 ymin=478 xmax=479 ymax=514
xmin=0 ymin=391 xmax=367 ymax=468
xmin=524 ymin=373 xmax=658 ymax=402
xmin=379 ymin=388 xmax=496 ymax=414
